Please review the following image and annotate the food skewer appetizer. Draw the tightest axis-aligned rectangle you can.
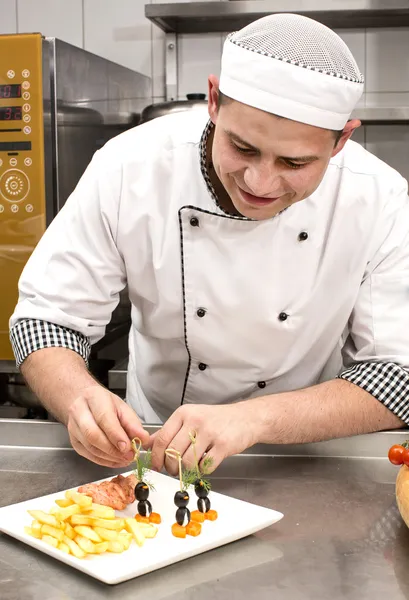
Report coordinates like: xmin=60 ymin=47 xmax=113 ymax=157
xmin=165 ymin=448 xmax=201 ymax=538
xmin=132 ymin=438 xmax=161 ymax=525
xmin=184 ymin=431 xmax=218 ymax=524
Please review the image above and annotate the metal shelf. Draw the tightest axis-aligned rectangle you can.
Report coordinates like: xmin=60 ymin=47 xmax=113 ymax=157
xmin=145 ymin=0 xmax=409 ymax=34
xmin=353 ymin=107 xmax=409 ymax=124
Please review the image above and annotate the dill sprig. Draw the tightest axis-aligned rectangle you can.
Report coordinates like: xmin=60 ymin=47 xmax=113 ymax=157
xmin=133 ymin=450 xmax=155 ymax=491
xmin=181 ymin=456 xmax=214 ymax=492
xmin=182 ymin=467 xmax=199 ymax=491
xmin=201 ymin=456 xmax=214 ymax=475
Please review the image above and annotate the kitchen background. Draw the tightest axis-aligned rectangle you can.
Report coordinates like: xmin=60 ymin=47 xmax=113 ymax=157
xmin=1 ymin=1 xmax=408 ymax=418
xmin=1 ymin=0 xmax=409 ymax=179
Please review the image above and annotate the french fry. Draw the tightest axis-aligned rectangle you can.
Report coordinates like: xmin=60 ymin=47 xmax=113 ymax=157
xmin=24 ymin=526 xmax=42 ymax=539
xmin=73 ymin=526 xmax=102 ymax=543
xmin=82 ymin=503 xmax=115 ymax=519
xmin=69 ymin=514 xmax=94 ymax=527
xmin=75 ymin=535 xmax=96 ymax=554
xmin=41 ymin=524 xmax=64 ymax=542
xmin=118 ymin=533 xmax=131 ymax=550
xmin=140 ymin=524 xmax=158 ymax=539
xmin=31 ymin=520 xmax=42 ymax=534
xmin=53 ymin=504 xmax=81 ymax=521
xmin=64 ymin=522 xmax=76 ymax=540
xmin=107 ymin=540 xmax=125 ymax=553
xmin=65 ymin=491 xmax=92 ymax=508
xmin=59 ymin=542 xmax=70 ymax=554
xmin=86 ymin=509 xmax=115 ymax=520
xmin=91 ymin=517 xmax=124 ymax=531
xmin=42 ymin=534 xmax=59 ymax=548
xmin=93 ymin=541 xmax=109 ymax=554
xmin=28 ymin=510 xmax=60 ymax=528
xmin=93 ymin=526 xmax=119 ymax=541
xmin=63 ymin=534 xmax=86 ymax=559
xmin=125 ymin=518 xmax=145 ymax=547
xmin=55 ymin=498 xmax=74 ymax=508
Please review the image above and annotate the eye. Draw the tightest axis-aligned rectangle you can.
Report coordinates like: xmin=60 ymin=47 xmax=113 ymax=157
xmin=231 ymin=141 xmax=255 ymax=155
xmin=284 ymin=160 xmax=305 ymax=170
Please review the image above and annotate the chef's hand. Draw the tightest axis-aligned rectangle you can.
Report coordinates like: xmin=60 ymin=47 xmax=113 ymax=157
xmin=67 ymin=386 xmax=149 ymax=468
xmin=149 ymin=403 xmax=259 ymax=475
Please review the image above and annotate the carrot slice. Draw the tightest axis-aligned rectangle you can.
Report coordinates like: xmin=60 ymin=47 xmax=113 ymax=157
xmin=149 ymin=512 xmax=162 ymax=524
xmin=171 ymin=523 xmax=186 ymax=538
xmin=186 ymin=521 xmax=202 ymax=537
xmin=135 ymin=515 xmax=150 ymax=524
xmin=205 ymin=510 xmax=218 ymax=521
xmin=190 ymin=510 xmax=205 ymax=523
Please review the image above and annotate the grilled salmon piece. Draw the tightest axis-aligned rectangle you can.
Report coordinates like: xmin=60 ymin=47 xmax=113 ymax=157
xmin=78 ymin=474 xmax=138 ymax=510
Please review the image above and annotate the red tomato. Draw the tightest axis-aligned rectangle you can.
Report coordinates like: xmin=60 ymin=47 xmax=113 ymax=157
xmin=388 ymin=444 xmax=405 ymax=465
xmin=402 ymin=448 xmax=409 ymax=467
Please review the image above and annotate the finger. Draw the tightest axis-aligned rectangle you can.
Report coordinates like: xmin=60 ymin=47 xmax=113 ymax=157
xmin=181 ymin=435 xmax=210 ymax=471
xmin=75 ymin=403 xmax=134 ymax=462
xmin=71 ymin=417 xmax=132 ymax=466
xmin=151 ymin=411 xmax=184 ymax=472
xmin=116 ymin=399 xmax=150 ymax=448
xmin=71 ymin=438 xmax=126 ymax=469
xmin=164 ymin=427 xmax=192 ymax=475
xmin=143 ymin=431 xmax=159 ymax=450
xmin=87 ymin=395 xmax=135 ymax=460
xmin=199 ymin=446 xmax=223 ymax=474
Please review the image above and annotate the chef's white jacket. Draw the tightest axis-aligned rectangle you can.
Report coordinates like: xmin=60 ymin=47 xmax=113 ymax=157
xmin=10 ymin=112 xmax=409 ymax=424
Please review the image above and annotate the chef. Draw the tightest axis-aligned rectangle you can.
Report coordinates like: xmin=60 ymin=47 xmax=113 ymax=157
xmin=9 ymin=13 xmax=409 ymax=475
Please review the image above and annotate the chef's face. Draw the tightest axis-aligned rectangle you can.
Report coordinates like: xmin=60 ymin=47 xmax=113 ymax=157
xmin=207 ymin=77 xmax=360 ymax=220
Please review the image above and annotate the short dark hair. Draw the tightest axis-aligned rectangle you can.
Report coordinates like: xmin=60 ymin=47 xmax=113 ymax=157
xmin=218 ymin=91 xmax=343 ymax=146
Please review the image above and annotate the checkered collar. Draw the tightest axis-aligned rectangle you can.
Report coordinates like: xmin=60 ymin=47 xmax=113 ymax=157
xmin=199 ymin=120 xmax=245 ymax=218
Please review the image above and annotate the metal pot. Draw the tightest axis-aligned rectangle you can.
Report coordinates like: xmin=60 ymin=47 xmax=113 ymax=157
xmin=140 ymin=93 xmax=208 ymax=123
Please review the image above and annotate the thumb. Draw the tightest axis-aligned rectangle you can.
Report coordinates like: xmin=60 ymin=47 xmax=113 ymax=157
xmin=116 ymin=399 xmax=150 ymax=447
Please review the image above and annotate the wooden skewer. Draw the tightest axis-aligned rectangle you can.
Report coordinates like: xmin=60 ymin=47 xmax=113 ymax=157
xmin=165 ymin=448 xmax=183 ymax=491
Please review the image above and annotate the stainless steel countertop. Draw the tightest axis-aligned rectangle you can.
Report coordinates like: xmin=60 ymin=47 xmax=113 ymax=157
xmin=2 ymin=420 xmax=409 ymax=599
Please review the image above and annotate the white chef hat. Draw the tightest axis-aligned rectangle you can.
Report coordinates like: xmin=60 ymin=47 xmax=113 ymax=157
xmin=219 ymin=13 xmax=364 ymax=130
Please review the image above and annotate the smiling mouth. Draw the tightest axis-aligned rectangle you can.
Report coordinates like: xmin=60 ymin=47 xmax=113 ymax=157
xmin=238 ymin=187 xmax=281 ymax=207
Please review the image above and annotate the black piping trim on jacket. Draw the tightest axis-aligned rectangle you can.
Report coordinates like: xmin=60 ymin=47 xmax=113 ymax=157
xmin=177 ymin=204 xmax=254 ymax=405
xmin=178 ymin=208 xmax=192 ymax=405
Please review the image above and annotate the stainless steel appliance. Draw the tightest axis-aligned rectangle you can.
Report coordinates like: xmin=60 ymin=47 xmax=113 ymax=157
xmin=0 ymin=34 xmax=151 ymax=414
xmin=0 ymin=33 xmax=151 ymax=364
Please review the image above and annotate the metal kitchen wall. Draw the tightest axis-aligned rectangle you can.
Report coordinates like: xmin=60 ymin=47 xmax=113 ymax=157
xmin=1 ymin=0 xmax=409 ymax=179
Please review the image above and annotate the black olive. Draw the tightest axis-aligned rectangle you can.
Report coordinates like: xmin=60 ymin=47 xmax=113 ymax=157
xmin=194 ymin=479 xmax=209 ymax=499
xmin=135 ymin=482 xmax=150 ymax=501
xmin=174 ymin=490 xmax=190 ymax=508
xmin=176 ymin=507 xmax=191 ymax=526
xmin=138 ymin=499 xmax=152 ymax=517
xmin=198 ymin=497 xmax=211 ymax=513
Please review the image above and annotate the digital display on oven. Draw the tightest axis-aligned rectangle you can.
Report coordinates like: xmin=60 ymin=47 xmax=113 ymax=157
xmin=0 ymin=84 xmax=22 ymax=99
xmin=0 ymin=106 xmax=22 ymax=120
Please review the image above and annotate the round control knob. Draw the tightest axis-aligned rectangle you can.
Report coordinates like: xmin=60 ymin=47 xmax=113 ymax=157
xmin=0 ymin=169 xmax=30 ymax=203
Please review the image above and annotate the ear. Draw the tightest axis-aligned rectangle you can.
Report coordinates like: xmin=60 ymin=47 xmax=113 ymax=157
xmin=331 ymin=119 xmax=362 ymax=157
xmin=207 ymin=74 xmax=220 ymax=125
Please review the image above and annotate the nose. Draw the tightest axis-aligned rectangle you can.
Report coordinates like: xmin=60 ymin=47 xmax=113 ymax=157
xmin=243 ymin=162 xmax=282 ymax=197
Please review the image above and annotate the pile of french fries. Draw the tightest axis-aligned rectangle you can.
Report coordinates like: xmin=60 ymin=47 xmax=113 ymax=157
xmin=24 ymin=490 xmax=158 ymax=559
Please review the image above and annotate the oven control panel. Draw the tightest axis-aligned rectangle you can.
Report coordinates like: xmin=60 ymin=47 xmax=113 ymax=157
xmin=0 ymin=33 xmax=46 ymax=360
xmin=0 ymin=33 xmax=46 ymax=223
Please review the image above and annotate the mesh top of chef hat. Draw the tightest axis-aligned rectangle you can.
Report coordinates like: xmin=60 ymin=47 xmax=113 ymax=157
xmin=219 ymin=13 xmax=364 ymax=129
xmin=228 ymin=13 xmax=364 ymax=84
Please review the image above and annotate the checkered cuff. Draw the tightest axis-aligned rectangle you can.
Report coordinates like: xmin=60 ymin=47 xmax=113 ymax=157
xmin=10 ymin=319 xmax=91 ymax=367
xmin=339 ymin=361 xmax=409 ymax=424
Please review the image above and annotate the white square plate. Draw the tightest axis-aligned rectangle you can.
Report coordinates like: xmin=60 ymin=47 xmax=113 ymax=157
xmin=0 ymin=470 xmax=283 ymax=585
